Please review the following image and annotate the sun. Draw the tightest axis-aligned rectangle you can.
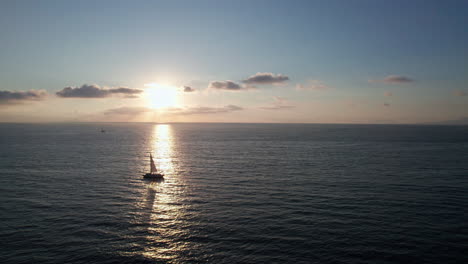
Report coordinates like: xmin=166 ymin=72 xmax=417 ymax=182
xmin=144 ymin=83 xmax=178 ymax=109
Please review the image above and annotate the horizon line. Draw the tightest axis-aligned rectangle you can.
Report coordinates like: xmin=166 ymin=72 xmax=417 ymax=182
xmin=0 ymin=121 xmax=466 ymax=126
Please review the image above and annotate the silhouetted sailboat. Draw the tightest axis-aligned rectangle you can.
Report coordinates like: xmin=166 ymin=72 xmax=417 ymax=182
xmin=143 ymin=153 xmax=164 ymax=179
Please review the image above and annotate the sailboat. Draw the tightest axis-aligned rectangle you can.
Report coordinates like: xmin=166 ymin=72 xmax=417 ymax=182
xmin=143 ymin=153 xmax=164 ymax=179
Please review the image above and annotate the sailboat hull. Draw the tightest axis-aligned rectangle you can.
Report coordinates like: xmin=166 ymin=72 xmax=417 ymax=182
xmin=143 ymin=173 xmax=164 ymax=179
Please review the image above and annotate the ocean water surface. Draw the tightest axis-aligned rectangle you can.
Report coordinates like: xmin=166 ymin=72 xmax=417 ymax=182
xmin=0 ymin=123 xmax=467 ymax=263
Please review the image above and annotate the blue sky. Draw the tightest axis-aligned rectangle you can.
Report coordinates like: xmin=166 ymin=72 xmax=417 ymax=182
xmin=0 ymin=0 xmax=467 ymax=123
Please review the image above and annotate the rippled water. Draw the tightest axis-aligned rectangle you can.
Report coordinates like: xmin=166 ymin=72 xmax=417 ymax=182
xmin=1 ymin=123 xmax=467 ymax=263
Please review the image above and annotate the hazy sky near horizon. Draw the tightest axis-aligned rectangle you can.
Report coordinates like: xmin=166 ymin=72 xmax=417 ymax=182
xmin=0 ymin=0 xmax=467 ymax=123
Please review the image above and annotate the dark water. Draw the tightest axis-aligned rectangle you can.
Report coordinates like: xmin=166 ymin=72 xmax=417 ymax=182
xmin=0 ymin=123 xmax=467 ymax=264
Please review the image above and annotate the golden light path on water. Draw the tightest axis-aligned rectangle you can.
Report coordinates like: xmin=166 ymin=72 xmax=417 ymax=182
xmin=141 ymin=124 xmax=189 ymax=261
xmin=153 ymin=125 xmax=174 ymax=174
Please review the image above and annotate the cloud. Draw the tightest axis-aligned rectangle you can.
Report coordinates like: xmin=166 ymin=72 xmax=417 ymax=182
xmin=208 ymin=73 xmax=289 ymax=91
xmin=260 ymin=96 xmax=295 ymax=110
xmin=369 ymin=75 xmax=414 ymax=84
xmin=242 ymin=72 xmax=289 ymax=85
xmin=0 ymin=90 xmax=47 ymax=105
xmin=453 ymin=90 xmax=466 ymax=96
xmin=296 ymin=80 xmax=330 ymax=91
xmin=103 ymin=106 xmax=152 ymax=115
xmin=384 ymin=103 xmax=391 ymax=107
xmin=384 ymin=91 xmax=393 ymax=97
xmin=56 ymin=84 xmax=143 ymax=98
xmin=102 ymin=105 xmax=243 ymax=117
xmin=108 ymin=87 xmax=143 ymax=99
xmin=208 ymin=81 xmax=243 ymax=91
xmin=261 ymin=105 xmax=295 ymax=110
xmin=183 ymin=86 xmax=196 ymax=92
xmin=167 ymin=105 xmax=243 ymax=115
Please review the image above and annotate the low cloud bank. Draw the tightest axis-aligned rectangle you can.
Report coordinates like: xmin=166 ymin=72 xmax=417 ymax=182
xmin=167 ymin=105 xmax=243 ymax=115
xmin=103 ymin=105 xmax=243 ymax=116
xmin=103 ymin=107 xmax=152 ymax=115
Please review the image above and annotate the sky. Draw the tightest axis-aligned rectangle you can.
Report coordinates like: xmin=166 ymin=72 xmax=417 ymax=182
xmin=0 ymin=0 xmax=467 ymax=123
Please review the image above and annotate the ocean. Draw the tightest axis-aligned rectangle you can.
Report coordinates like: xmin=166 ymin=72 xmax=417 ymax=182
xmin=0 ymin=123 xmax=467 ymax=263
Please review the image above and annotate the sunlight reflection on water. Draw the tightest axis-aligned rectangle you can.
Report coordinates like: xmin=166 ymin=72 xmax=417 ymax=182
xmin=140 ymin=124 xmax=188 ymax=261
xmin=153 ymin=124 xmax=174 ymax=175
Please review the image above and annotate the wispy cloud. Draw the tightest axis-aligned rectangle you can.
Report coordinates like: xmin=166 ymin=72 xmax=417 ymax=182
xmin=453 ymin=90 xmax=466 ymax=96
xmin=242 ymin=72 xmax=289 ymax=85
xmin=260 ymin=105 xmax=295 ymax=110
xmin=0 ymin=90 xmax=47 ymax=105
xmin=260 ymin=96 xmax=295 ymax=110
xmin=384 ymin=103 xmax=391 ymax=107
xmin=56 ymin=84 xmax=143 ymax=98
xmin=183 ymin=86 xmax=196 ymax=92
xmin=166 ymin=105 xmax=243 ymax=115
xmin=208 ymin=81 xmax=243 ymax=91
xmin=369 ymin=75 xmax=414 ymax=84
xmin=103 ymin=105 xmax=244 ymax=117
xmin=384 ymin=91 xmax=393 ymax=97
xmin=103 ymin=106 xmax=152 ymax=115
xmin=296 ymin=80 xmax=330 ymax=91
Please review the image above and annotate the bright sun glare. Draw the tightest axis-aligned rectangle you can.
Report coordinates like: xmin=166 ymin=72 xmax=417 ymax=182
xmin=144 ymin=83 xmax=178 ymax=109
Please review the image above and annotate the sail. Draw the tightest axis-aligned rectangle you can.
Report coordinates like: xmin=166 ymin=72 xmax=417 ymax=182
xmin=150 ymin=153 xmax=157 ymax=173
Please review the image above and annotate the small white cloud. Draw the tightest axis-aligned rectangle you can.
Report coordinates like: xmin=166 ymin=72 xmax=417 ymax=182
xmin=369 ymin=75 xmax=414 ymax=84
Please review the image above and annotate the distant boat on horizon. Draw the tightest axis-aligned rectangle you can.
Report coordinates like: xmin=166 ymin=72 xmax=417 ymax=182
xmin=143 ymin=153 xmax=164 ymax=179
